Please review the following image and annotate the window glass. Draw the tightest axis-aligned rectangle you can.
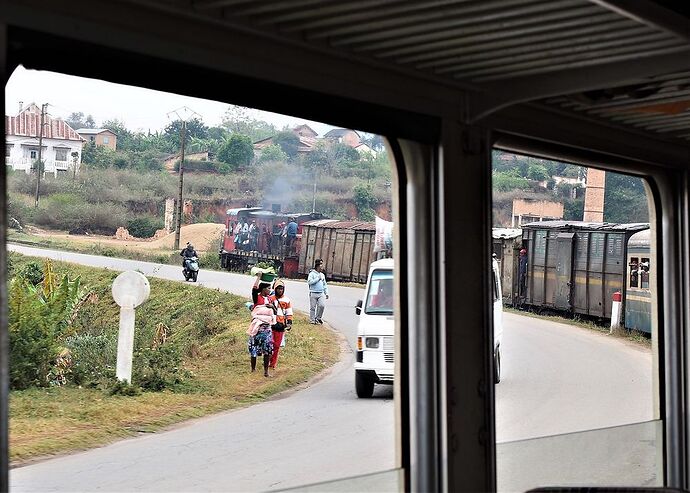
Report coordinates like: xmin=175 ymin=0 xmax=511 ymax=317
xmin=365 ymin=270 xmax=394 ymax=315
xmin=630 ymin=257 xmax=639 ymax=288
xmin=641 ymin=258 xmax=650 ymax=289
xmin=6 ymin=67 xmax=398 ymax=493
xmin=493 ymin=151 xmax=659 ymax=491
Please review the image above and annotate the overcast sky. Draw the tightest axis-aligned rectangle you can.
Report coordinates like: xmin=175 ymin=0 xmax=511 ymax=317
xmin=5 ymin=66 xmax=335 ymax=136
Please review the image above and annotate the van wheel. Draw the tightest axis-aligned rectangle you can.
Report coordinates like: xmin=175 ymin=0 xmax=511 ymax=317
xmin=355 ymin=372 xmax=374 ymax=398
xmin=494 ymin=346 xmax=501 ymax=384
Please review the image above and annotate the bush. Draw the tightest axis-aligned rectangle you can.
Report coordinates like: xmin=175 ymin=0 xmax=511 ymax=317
xmin=65 ymin=333 xmax=117 ymax=389
xmin=127 ymin=216 xmax=164 ymax=238
xmin=18 ymin=261 xmax=44 ymax=285
xmin=257 ymin=144 xmax=288 ymax=163
xmin=9 ymin=269 xmax=84 ymax=389
xmin=132 ymin=345 xmax=190 ymax=391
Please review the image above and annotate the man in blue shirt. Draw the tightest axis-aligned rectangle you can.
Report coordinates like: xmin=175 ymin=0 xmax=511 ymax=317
xmin=286 ymin=218 xmax=298 ymax=255
xmin=307 ymin=259 xmax=329 ymax=324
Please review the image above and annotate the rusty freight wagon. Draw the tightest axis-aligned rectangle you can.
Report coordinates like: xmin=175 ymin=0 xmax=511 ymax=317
xmin=298 ymin=220 xmax=376 ymax=283
xmin=492 ymin=228 xmax=522 ymax=305
xmin=517 ymin=221 xmax=649 ymax=319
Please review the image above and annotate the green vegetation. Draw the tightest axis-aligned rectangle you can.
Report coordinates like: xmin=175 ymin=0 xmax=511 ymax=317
xmin=10 ymin=107 xmax=393 ymax=236
xmin=492 ymin=150 xmax=649 ymax=226
xmin=9 ymin=253 xmax=340 ymax=463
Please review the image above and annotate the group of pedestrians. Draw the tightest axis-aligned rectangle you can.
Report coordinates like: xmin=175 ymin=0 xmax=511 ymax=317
xmin=245 ymin=258 xmax=329 ymax=376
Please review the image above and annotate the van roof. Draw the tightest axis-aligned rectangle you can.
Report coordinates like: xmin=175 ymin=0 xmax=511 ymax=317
xmin=370 ymin=258 xmax=394 ymax=270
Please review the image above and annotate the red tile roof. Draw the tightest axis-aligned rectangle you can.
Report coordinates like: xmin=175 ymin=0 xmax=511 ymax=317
xmin=5 ymin=104 xmax=83 ymax=142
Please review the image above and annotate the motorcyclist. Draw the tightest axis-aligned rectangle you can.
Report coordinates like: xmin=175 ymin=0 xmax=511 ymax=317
xmin=180 ymin=242 xmax=198 ymax=270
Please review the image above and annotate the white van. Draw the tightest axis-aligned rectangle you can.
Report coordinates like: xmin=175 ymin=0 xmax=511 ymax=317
xmin=354 ymin=258 xmax=504 ymax=398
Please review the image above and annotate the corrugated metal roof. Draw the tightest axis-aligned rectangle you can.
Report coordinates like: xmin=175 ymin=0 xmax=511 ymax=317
xmin=492 ymin=228 xmax=522 ymax=239
xmin=147 ymin=0 xmax=690 ymax=147
xmin=303 ymin=219 xmax=376 ymax=230
xmin=522 ymin=220 xmax=649 ymax=231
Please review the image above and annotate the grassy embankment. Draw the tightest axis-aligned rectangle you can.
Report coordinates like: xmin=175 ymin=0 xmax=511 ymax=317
xmin=9 ymin=254 xmax=340 ymax=465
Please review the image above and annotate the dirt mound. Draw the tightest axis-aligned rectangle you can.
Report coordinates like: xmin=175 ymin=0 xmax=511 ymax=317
xmin=35 ymin=223 xmax=226 ymax=253
xmin=146 ymin=223 xmax=226 ymax=251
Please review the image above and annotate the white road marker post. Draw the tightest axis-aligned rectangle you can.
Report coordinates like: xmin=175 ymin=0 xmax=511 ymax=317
xmin=112 ymin=271 xmax=151 ymax=383
xmin=610 ymin=291 xmax=622 ymax=334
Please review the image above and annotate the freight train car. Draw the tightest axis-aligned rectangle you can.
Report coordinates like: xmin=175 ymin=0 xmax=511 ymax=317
xmin=492 ymin=228 xmax=522 ymax=305
xmin=298 ymin=220 xmax=377 ymax=283
xmin=219 ymin=207 xmax=324 ymax=277
xmin=516 ymin=221 xmax=649 ymax=320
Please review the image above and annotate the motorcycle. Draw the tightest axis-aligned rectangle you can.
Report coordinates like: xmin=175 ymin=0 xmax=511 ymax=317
xmin=183 ymin=256 xmax=199 ymax=282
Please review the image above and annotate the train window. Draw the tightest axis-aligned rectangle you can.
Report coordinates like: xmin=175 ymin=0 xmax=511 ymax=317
xmin=641 ymin=258 xmax=650 ymax=289
xmin=493 ymin=152 xmax=659 ymax=491
xmin=5 ymin=67 xmax=399 ymax=491
xmin=630 ymin=257 xmax=640 ymax=288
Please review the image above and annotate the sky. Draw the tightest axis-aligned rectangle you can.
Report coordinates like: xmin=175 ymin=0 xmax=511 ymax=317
xmin=5 ymin=66 xmax=335 ymax=136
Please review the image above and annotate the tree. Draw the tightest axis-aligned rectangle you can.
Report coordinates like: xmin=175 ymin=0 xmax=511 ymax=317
xmin=102 ymin=119 xmax=135 ymax=151
xmin=271 ymin=131 xmax=301 ymax=160
xmin=604 ymin=172 xmax=649 ymax=223
xmin=81 ymin=142 xmax=115 ymax=168
xmin=84 ymin=115 xmax=96 ymax=128
xmin=65 ymin=112 xmax=86 ymax=130
xmin=221 ymin=105 xmax=277 ymax=141
xmin=217 ymin=134 xmax=254 ymax=168
xmin=257 ymin=144 xmax=288 ymax=163
xmin=353 ymin=183 xmax=377 ymax=220
xmin=164 ymin=117 xmax=208 ymax=149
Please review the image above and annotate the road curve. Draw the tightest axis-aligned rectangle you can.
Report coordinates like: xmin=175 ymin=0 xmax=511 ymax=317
xmin=8 ymin=245 xmax=654 ymax=491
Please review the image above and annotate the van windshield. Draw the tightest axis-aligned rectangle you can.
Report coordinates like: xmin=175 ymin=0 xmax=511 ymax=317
xmin=364 ymin=269 xmax=394 ymax=315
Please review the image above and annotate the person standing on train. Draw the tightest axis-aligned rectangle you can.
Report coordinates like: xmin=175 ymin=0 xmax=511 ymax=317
xmin=286 ymin=218 xmax=298 ymax=255
xmin=518 ymin=248 xmax=528 ymax=298
xmin=308 ymin=259 xmax=329 ymax=324
xmin=270 ymin=279 xmax=293 ymax=369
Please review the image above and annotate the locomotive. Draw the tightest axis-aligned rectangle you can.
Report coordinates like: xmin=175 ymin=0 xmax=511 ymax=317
xmin=503 ymin=221 xmax=653 ymax=334
xmin=219 ymin=206 xmax=386 ymax=283
xmin=219 ymin=207 xmax=324 ymax=277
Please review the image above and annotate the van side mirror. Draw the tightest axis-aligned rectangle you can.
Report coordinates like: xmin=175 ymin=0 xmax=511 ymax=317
xmin=355 ymin=299 xmax=362 ymax=315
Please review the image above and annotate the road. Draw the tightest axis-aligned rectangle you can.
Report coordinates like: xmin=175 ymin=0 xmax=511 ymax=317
xmin=8 ymin=245 xmax=656 ymax=491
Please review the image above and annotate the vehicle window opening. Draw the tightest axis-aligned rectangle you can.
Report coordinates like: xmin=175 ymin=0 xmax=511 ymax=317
xmin=630 ymin=257 xmax=639 ymax=288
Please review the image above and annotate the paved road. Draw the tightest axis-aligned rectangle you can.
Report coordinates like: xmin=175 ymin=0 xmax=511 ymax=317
xmin=8 ymin=245 xmax=656 ymax=491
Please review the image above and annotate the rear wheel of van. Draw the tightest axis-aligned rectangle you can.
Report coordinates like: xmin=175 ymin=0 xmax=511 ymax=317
xmin=494 ymin=346 xmax=501 ymax=384
xmin=355 ymin=372 xmax=374 ymax=398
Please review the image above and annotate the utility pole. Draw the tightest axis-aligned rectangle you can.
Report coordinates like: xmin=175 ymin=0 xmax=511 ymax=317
xmin=34 ymin=103 xmax=47 ymax=208
xmin=312 ymin=171 xmax=317 ymax=214
xmin=167 ymin=106 xmax=200 ymax=251
xmin=174 ymin=120 xmax=187 ymax=251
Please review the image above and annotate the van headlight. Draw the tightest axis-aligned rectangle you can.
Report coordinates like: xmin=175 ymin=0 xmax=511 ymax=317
xmin=365 ymin=337 xmax=380 ymax=349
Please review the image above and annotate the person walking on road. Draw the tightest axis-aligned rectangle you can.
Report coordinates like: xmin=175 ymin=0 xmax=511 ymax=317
xmin=270 ymin=279 xmax=293 ymax=368
xmin=248 ymin=273 xmax=276 ymax=376
xmin=307 ymin=259 xmax=329 ymax=324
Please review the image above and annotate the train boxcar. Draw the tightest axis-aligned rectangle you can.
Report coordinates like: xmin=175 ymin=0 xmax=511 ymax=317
xmin=517 ymin=221 xmax=649 ymax=320
xmin=625 ymin=229 xmax=653 ymax=333
xmin=492 ymin=228 xmax=522 ymax=305
xmin=298 ymin=220 xmax=377 ymax=283
xmin=219 ymin=207 xmax=324 ymax=276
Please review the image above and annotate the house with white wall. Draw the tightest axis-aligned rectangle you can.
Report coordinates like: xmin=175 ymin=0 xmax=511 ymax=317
xmin=5 ymin=103 xmax=84 ymax=176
